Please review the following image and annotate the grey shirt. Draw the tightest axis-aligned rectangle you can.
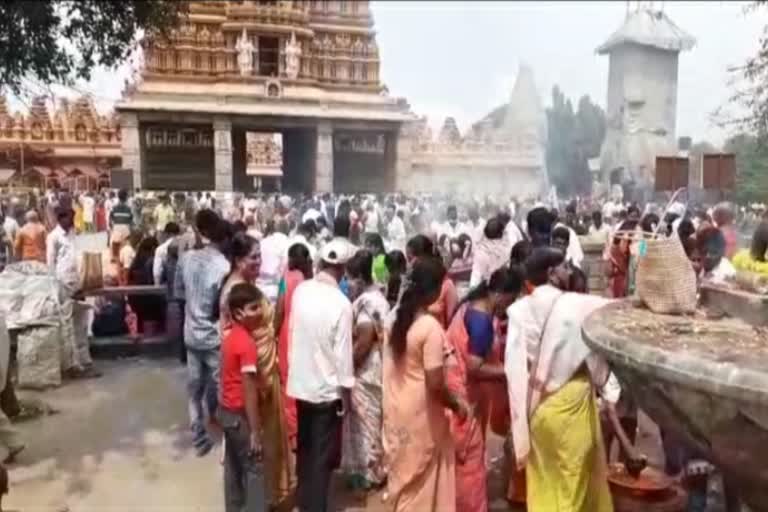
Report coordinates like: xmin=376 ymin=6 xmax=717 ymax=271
xmin=174 ymin=245 xmax=230 ymax=351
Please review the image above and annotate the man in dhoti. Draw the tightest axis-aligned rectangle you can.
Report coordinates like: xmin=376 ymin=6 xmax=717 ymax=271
xmin=46 ymin=207 xmax=100 ymax=379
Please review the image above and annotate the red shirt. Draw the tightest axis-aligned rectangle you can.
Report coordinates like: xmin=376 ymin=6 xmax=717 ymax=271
xmin=220 ymin=323 xmax=259 ymax=410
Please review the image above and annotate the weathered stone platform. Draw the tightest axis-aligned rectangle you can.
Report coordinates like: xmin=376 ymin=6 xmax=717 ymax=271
xmin=583 ymin=301 xmax=768 ymax=511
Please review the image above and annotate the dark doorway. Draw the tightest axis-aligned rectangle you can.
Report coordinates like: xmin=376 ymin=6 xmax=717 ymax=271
xmin=333 ymin=131 xmax=390 ymax=192
xmin=258 ymin=37 xmax=280 ymax=77
xmin=282 ymin=128 xmax=316 ymax=194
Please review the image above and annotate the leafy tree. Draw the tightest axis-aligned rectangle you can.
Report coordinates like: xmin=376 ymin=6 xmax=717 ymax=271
xmin=546 ymin=87 xmax=606 ymax=196
xmin=724 ymin=133 xmax=768 ymax=203
xmin=0 ymin=1 xmax=186 ymax=94
xmin=720 ymin=1 xmax=768 ymax=136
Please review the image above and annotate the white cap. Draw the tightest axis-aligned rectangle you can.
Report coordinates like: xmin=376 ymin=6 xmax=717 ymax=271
xmin=320 ymin=239 xmax=353 ymax=265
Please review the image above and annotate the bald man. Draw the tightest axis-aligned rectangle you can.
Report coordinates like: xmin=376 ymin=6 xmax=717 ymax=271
xmin=14 ymin=210 xmax=46 ymax=263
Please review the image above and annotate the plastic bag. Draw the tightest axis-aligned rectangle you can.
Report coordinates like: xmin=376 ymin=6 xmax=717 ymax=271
xmin=16 ymin=325 xmax=62 ymax=389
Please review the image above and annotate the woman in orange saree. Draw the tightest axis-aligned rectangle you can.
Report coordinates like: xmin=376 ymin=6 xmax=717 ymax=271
xmin=220 ymin=233 xmax=294 ymax=508
xmin=445 ymin=267 xmax=523 ymax=512
xmin=274 ymin=242 xmax=313 ymax=448
xmin=383 ymin=256 xmax=470 ymax=512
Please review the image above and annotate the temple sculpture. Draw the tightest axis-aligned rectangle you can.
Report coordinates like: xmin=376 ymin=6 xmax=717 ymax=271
xmin=0 ymin=94 xmax=120 ymax=190
xmin=398 ymin=65 xmax=549 ymax=198
xmin=245 ymin=132 xmax=283 ymax=190
xmin=597 ymin=7 xmax=695 ymax=195
xmin=235 ymin=27 xmax=255 ymax=77
xmin=118 ymin=0 xmax=414 ymax=193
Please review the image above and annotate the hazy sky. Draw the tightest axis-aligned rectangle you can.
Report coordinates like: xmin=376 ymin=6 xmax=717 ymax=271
xmin=17 ymin=1 xmax=768 ymax=147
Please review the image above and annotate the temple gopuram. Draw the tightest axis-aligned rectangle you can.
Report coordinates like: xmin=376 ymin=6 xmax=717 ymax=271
xmin=0 ymin=95 xmax=120 ymax=191
xmin=117 ymin=0 xmax=414 ymax=193
xmin=399 ymin=65 xmax=549 ymax=198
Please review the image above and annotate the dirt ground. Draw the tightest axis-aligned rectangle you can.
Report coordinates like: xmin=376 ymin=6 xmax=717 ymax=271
xmin=8 ymin=358 xmax=524 ymax=512
xmin=8 ymin=357 xmax=674 ymax=512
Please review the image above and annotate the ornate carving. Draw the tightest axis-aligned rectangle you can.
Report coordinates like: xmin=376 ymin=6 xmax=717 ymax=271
xmin=133 ymin=1 xmax=381 ymax=88
xmin=246 ymin=132 xmax=283 ymax=167
xmin=265 ymin=79 xmax=282 ymax=97
xmin=285 ymin=32 xmax=302 ymax=79
xmin=235 ymin=27 xmax=255 ymax=76
xmin=437 ymin=117 xmax=462 ymax=148
xmin=0 ymin=94 xmax=122 ymax=149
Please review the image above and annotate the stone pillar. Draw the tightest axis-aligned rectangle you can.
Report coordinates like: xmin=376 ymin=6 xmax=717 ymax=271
xmin=120 ymin=112 xmax=142 ymax=189
xmin=214 ymin=117 xmax=233 ymax=192
xmin=315 ymin=121 xmax=333 ymax=193
xmin=394 ymin=122 xmax=414 ymax=192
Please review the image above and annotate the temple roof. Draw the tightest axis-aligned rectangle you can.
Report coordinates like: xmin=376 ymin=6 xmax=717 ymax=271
xmin=597 ymin=9 xmax=695 ymax=55
xmin=497 ymin=64 xmax=545 ymax=141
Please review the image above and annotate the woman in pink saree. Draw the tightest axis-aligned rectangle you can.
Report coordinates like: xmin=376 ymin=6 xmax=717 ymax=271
xmin=445 ymin=267 xmax=523 ymax=512
xmin=383 ymin=256 xmax=470 ymax=512
xmin=274 ymin=242 xmax=313 ymax=447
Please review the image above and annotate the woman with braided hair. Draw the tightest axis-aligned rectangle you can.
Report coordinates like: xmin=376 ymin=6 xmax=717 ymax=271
xmin=382 ymin=255 xmax=469 ymax=512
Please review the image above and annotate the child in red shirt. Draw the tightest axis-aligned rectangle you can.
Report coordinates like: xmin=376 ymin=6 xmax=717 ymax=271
xmin=217 ymin=282 xmax=268 ymax=511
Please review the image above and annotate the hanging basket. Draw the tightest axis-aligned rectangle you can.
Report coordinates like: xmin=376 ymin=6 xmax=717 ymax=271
xmin=635 ymin=234 xmax=697 ymax=314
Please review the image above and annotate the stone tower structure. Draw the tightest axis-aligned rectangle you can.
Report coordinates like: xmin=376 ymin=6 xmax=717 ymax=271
xmin=597 ymin=7 xmax=695 ymax=193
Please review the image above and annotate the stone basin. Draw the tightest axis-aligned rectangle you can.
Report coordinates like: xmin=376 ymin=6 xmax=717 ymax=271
xmin=582 ymin=301 xmax=768 ymax=511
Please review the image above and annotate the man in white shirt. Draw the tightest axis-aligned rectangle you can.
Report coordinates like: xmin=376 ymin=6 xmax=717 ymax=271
xmin=385 ymin=204 xmax=406 ymax=252
xmin=287 ymin=221 xmax=318 ymax=265
xmin=362 ymin=201 xmax=380 ymax=235
xmin=432 ymin=204 xmax=466 ymax=241
xmin=46 ymin=207 xmax=98 ymax=378
xmin=552 ymin=222 xmax=584 ymax=269
xmin=301 ymin=201 xmax=323 ymax=225
xmin=2 ymin=211 xmax=19 ymax=261
xmin=257 ymin=218 xmax=290 ymax=303
xmin=287 ymin=239 xmax=354 ymax=512
xmin=80 ymin=193 xmax=96 ymax=233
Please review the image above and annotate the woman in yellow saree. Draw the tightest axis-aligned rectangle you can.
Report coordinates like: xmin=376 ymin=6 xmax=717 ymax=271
xmin=505 ymin=247 xmax=613 ymax=512
xmin=219 ymin=233 xmax=293 ymax=508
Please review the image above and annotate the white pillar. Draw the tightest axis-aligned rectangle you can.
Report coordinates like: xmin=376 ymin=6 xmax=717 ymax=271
xmin=214 ymin=117 xmax=233 ymax=192
xmin=120 ymin=112 xmax=142 ymax=189
xmin=315 ymin=121 xmax=333 ymax=193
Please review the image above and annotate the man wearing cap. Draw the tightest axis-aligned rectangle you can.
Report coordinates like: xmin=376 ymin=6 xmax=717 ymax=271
xmin=287 ymin=239 xmax=354 ymax=512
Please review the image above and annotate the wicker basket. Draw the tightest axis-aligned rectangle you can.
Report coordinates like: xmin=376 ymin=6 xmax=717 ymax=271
xmin=635 ymin=234 xmax=697 ymax=314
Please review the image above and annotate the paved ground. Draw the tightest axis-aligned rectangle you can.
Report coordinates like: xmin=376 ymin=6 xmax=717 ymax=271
xmin=8 ymin=355 xmax=683 ymax=512
xmin=9 ymin=359 xmax=218 ymax=512
xmin=8 ymin=358 xmax=518 ymax=512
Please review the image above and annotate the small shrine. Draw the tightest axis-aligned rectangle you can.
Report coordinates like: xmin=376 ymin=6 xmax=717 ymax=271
xmin=0 ymin=94 xmax=120 ymax=191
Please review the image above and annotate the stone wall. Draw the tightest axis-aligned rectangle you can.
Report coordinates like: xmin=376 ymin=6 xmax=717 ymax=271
xmin=581 ymin=239 xmax=607 ymax=296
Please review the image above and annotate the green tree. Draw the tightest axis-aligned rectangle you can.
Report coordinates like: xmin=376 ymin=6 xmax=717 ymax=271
xmin=546 ymin=87 xmax=606 ymax=196
xmin=724 ymin=133 xmax=768 ymax=203
xmin=0 ymin=1 xmax=186 ymax=94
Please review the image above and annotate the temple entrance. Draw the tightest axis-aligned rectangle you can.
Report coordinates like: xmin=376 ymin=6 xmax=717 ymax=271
xmin=282 ymin=128 xmax=316 ymax=193
xmin=142 ymin=123 xmax=214 ymax=190
xmin=232 ymin=125 xmax=316 ymax=194
xmin=333 ymin=130 xmax=393 ymax=193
